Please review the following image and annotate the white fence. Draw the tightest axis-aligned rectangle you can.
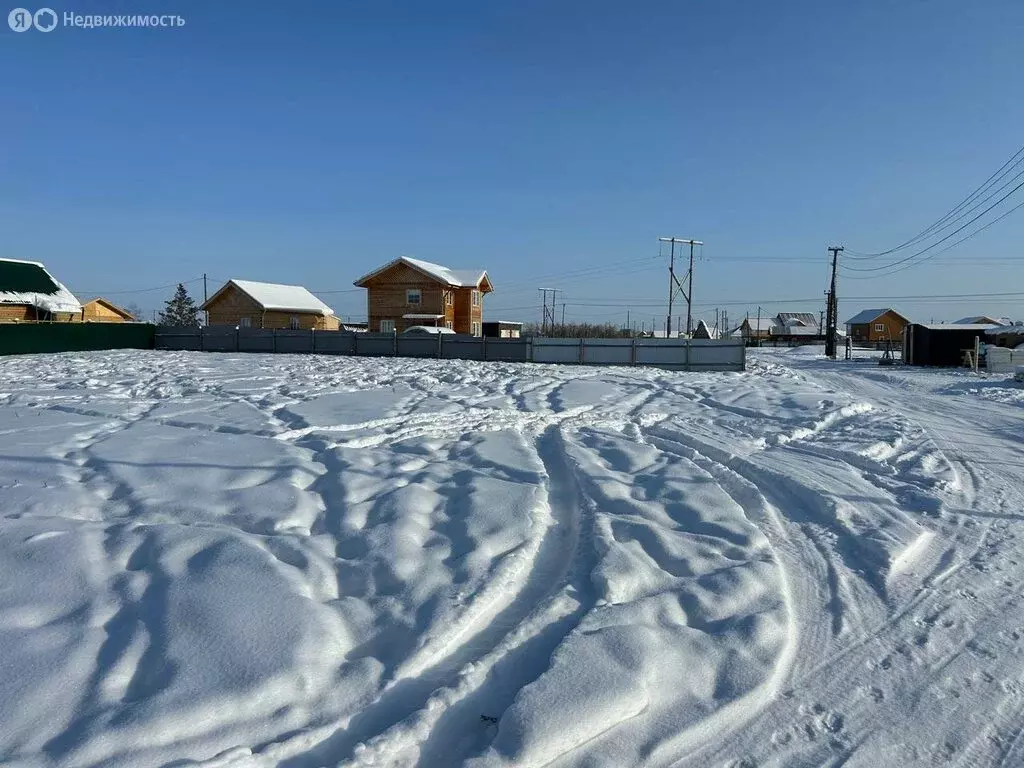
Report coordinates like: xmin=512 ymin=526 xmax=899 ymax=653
xmin=985 ymin=346 xmax=1024 ymax=373
xmin=155 ymin=328 xmax=746 ymax=372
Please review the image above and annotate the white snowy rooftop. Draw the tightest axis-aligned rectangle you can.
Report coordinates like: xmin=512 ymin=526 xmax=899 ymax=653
xmin=0 ymin=257 xmax=82 ymax=315
xmin=354 ymin=256 xmax=490 ymax=289
xmin=206 ymin=280 xmax=334 ymax=316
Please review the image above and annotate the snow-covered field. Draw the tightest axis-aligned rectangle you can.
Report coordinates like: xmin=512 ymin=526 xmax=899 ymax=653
xmin=2 ymin=348 xmax=1023 ymax=768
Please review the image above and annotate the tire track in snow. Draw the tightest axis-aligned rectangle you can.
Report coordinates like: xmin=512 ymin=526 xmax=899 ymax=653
xmin=271 ymin=425 xmax=592 ymax=768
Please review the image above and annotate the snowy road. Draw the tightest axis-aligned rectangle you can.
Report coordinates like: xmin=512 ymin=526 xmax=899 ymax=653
xmin=1 ymin=348 xmax=1023 ymax=767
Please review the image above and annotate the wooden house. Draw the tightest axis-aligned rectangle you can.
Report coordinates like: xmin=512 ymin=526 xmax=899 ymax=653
xmin=0 ymin=257 xmax=82 ymax=322
xmin=845 ymin=308 xmax=910 ymax=342
xmin=80 ymin=298 xmax=134 ymax=323
xmin=201 ymin=279 xmax=341 ymax=330
xmin=354 ymin=256 xmax=493 ymax=335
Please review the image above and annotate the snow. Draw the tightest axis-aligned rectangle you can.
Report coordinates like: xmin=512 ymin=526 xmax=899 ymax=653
xmin=355 ymin=257 xmax=488 ymax=289
xmin=1 ymin=348 xmax=1024 ymax=767
xmin=0 ymin=257 xmax=82 ymax=315
xmin=845 ymin=308 xmax=892 ymax=325
xmin=221 ymin=280 xmax=334 ymax=315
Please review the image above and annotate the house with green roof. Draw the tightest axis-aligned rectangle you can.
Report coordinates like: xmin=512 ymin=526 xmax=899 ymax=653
xmin=0 ymin=258 xmax=82 ymax=322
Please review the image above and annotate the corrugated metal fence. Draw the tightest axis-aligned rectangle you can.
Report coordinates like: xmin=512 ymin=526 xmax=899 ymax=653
xmin=155 ymin=327 xmax=746 ymax=371
xmin=0 ymin=323 xmax=155 ymax=356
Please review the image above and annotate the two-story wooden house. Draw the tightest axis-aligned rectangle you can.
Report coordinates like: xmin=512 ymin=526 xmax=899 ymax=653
xmin=354 ymin=257 xmax=493 ymax=335
xmin=845 ymin=308 xmax=910 ymax=342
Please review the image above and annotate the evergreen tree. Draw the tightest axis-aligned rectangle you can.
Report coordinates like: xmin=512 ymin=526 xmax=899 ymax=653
xmin=158 ymin=283 xmax=200 ymax=327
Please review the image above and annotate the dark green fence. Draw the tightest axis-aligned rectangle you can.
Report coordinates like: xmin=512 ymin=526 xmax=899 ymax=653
xmin=0 ymin=323 xmax=156 ymax=356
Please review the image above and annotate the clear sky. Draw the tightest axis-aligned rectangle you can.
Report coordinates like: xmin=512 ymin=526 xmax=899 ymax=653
xmin=3 ymin=0 xmax=1023 ymax=328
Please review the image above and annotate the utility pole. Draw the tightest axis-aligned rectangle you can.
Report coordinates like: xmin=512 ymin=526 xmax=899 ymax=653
xmin=203 ymin=273 xmax=208 ymax=327
xmin=659 ymin=236 xmax=703 ymax=338
xmin=757 ymin=306 xmax=762 ymax=348
xmin=538 ymin=288 xmax=559 ymax=335
xmin=561 ymin=303 xmax=566 ymax=334
xmin=825 ymin=246 xmax=843 ymax=359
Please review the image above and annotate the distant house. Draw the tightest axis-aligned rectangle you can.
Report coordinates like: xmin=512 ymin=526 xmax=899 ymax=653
xmin=81 ymin=298 xmax=134 ymax=323
xmin=354 ymin=256 xmax=493 ymax=336
xmin=692 ymin=319 xmax=714 ymax=339
xmin=771 ymin=313 xmax=820 ymax=341
xmin=201 ymin=279 xmax=341 ymax=330
xmin=482 ymin=321 xmax=522 ymax=339
xmin=845 ymin=308 xmax=910 ymax=343
xmin=734 ymin=317 xmax=773 ymax=339
xmin=0 ymin=258 xmax=82 ymax=322
xmin=954 ymin=315 xmax=1011 ymax=326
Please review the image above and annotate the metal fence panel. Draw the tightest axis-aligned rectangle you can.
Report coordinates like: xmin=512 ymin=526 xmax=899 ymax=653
xmin=354 ymin=334 xmax=397 ymax=356
xmin=274 ymin=330 xmax=315 ymax=354
xmin=532 ymin=338 xmax=583 ymax=364
xmin=0 ymin=322 xmax=156 ymax=356
xmin=396 ymin=335 xmax=442 ymax=358
xmin=582 ymin=339 xmax=633 ymax=365
xmin=484 ymin=338 xmax=531 ymax=361
xmin=312 ymin=332 xmax=356 ymax=355
xmin=442 ymin=336 xmax=486 ymax=360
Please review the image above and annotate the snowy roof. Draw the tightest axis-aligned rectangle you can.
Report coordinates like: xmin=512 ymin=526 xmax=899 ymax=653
xmin=354 ymin=256 xmax=491 ymax=290
xmin=402 ymin=313 xmax=445 ymax=319
xmin=776 ymin=312 xmax=818 ymax=327
xmin=918 ymin=324 xmax=998 ymax=331
xmin=0 ymin=257 xmax=82 ymax=315
xmin=203 ymin=280 xmax=334 ymax=315
xmin=954 ymin=315 xmax=1011 ymax=326
xmin=742 ymin=318 xmax=775 ymax=331
xmin=775 ymin=325 xmax=820 ymax=336
xmin=846 ymin=308 xmax=887 ymax=325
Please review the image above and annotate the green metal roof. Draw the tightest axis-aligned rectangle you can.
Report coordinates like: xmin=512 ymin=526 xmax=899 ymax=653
xmin=0 ymin=259 xmax=60 ymax=294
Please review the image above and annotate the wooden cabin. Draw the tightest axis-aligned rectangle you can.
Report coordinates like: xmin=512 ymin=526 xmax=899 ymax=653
xmin=0 ymin=257 xmax=82 ymax=322
xmin=845 ymin=308 xmax=910 ymax=343
xmin=80 ymin=298 xmax=134 ymax=323
xmin=354 ymin=256 xmax=493 ymax=335
xmin=201 ymin=279 xmax=341 ymax=330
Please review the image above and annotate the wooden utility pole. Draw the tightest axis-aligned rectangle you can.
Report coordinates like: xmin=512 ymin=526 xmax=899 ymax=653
xmin=825 ymin=246 xmax=843 ymax=358
xmin=659 ymin=236 xmax=703 ymax=338
xmin=757 ymin=306 xmax=762 ymax=348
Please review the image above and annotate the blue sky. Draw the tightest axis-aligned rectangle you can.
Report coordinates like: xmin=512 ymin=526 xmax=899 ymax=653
xmin=3 ymin=0 xmax=1023 ymax=327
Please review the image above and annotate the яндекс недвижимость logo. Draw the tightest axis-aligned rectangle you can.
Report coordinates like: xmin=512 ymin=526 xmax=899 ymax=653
xmin=8 ymin=8 xmax=184 ymax=30
xmin=8 ymin=7 xmax=56 ymax=31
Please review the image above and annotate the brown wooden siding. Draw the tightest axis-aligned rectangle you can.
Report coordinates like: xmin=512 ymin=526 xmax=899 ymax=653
xmin=0 ymin=304 xmax=34 ymax=322
xmin=849 ymin=310 xmax=908 ymax=342
xmin=82 ymin=301 xmax=130 ymax=323
xmin=205 ymin=284 xmax=338 ymax=330
xmin=363 ymin=265 xmax=448 ymax=332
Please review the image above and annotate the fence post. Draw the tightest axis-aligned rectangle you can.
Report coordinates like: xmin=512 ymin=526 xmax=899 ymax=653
xmin=482 ymin=334 xmax=487 ymax=361
xmin=392 ymin=331 xmax=398 ymax=356
xmin=353 ymin=333 xmax=359 ymax=356
xmin=311 ymin=329 xmax=316 ymax=354
xmin=685 ymin=338 xmax=691 ymax=371
xmin=579 ymin=337 xmax=585 ymax=364
xmin=273 ymin=329 xmax=277 ymax=354
xmin=437 ymin=330 xmax=443 ymax=359
xmin=630 ymin=337 xmax=636 ymax=366
xmin=235 ymin=327 xmax=239 ymax=352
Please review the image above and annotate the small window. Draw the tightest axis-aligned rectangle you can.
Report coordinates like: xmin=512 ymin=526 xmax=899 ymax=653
xmin=289 ymin=316 xmax=301 ymax=330
xmin=445 ymin=291 xmax=453 ymax=306
xmin=407 ymin=289 xmax=421 ymax=306
xmin=380 ymin=319 xmax=395 ymax=333
xmin=445 ymin=320 xmax=453 ymax=330
xmin=471 ymin=290 xmax=479 ymax=307
xmin=874 ymin=323 xmax=885 ymax=332
xmin=472 ymin=321 xmax=481 ymax=336
xmin=240 ymin=317 xmax=251 ymax=328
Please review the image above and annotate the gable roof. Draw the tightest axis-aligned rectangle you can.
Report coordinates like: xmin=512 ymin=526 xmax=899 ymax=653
xmin=0 ymin=257 xmax=82 ymax=315
xmin=84 ymin=298 xmax=134 ymax=319
xmin=741 ymin=318 xmax=775 ymax=331
xmin=201 ymin=279 xmax=334 ymax=315
xmin=776 ymin=312 xmax=819 ymax=327
xmin=353 ymin=256 xmax=492 ymax=291
xmin=845 ymin=308 xmax=909 ymax=326
xmin=954 ymin=315 xmax=1011 ymax=326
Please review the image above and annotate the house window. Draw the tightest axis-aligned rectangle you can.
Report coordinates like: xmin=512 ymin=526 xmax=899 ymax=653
xmin=445 ymin=291 xmax=453 ymax=306
xmin=471 ymin=290 xmax=479 ymax=307
xmin=874 ymin=323 xmax=885 ymax=332
xmin=290 ymin=316 xmax=300 ymax=330
xmin=472 ymin=321 xmax=481 ymax=337
xmin=445 ymin=320 xmax=453 ymax=330
xmin=380 ymin=319 xmax=395 ymax=333
xmin=240 ymin=317 xmax=251 ymax=328
xmin=407 ymin=289 xmax=421 ymax=306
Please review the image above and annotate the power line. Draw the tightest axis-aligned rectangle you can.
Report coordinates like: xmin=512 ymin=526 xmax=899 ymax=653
xmin=846 ymin=141 xmax=1024 ymax=260
xmin=70 ymin=276 xmax=205 ymax=296
xmin=842 ymin=177 xmax=1024 ymax=274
